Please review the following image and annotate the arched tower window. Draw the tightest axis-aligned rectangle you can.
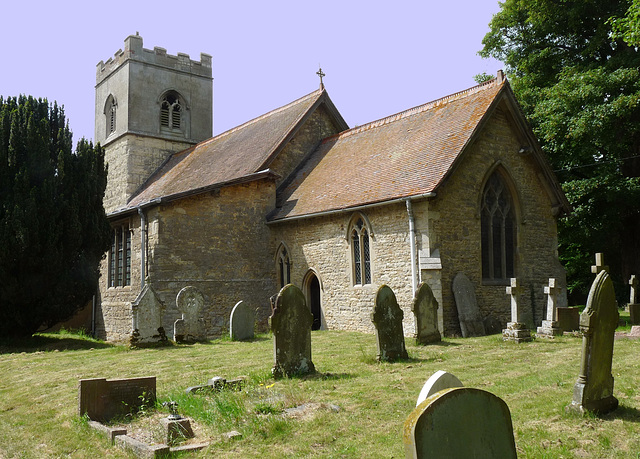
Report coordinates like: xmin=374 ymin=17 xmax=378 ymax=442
xmin=481 ymin=170 xmax=517 ymax=282
xmin=160 ymin=92 xmax=182 ymax=130
xmin=276 ymin=245 xmax=291 ymax=289
xmin=105 ymin=95 xmax=116 ymax=137
xmin=350 ymin=215 xmax=372 ymax=285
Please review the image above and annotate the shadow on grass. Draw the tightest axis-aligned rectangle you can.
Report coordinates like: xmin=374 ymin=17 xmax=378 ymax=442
xmin=604 ymin=404 xmax=640 ymax=423
xmin=0 ymin=334 xmax=113 ymax=354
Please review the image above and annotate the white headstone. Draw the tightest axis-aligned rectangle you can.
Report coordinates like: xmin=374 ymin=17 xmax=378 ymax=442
xmin=230 ymin=301 xmax=254 ymax=341
xmin=416 ymin=371 xmax=464 ymax=406
xmin=174 ymin=286 xmax=206 ymax=343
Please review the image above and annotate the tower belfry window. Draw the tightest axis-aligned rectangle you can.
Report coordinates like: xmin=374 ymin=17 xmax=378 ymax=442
xmin=105 ymin=96 xmax=116 ymax=137
xmin=160 ymin=93 xmax=182 ymax=130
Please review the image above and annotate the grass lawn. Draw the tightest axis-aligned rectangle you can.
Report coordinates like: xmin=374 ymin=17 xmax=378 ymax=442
xmin=1 ymin=319 xmax=640 ymax=458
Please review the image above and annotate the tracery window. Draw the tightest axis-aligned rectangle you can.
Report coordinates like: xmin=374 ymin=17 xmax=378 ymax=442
xmin=109 ymin=224 xmax=131 ymax=287
xmin=351 ymin=216 xmax=371 ymax=285
xmin=277 ymin=245 xmax=291 ymax=289
xmin=481 ymin=171 xmax=516 ymax=282
xmin=160 ymin=92 xmax=182 ymax=130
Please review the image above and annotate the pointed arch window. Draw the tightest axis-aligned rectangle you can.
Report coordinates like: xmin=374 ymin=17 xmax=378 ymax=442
xmin=160 ymin=92 xmax=182 ymax=130
xmin=351 ymin=216 xmax=372 ymax=285
xmin=481 ymin=171 xmax=516 ymax=282
xmin=277 ymin=245 xmax=291 ymax=289
xmin=105 ymin=95 xmax=116 ymax=137
xmin=109 ymin=223 xmax=131 ymax=288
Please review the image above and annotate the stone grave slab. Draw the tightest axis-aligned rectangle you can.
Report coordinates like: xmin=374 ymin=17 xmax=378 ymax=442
xmin=372 ymin=285 xmax=408 ymax=362
xmin=452 ymin=273 xmax=486 ymax=337
xmin=404 ymin=387 xmax=517 ymax=459
xmin=79 ymin=376 xmax=156 ymax=423
xmin=567 ymin=270 xmax=619 ymax=415
xmin=556 ymin=307 xmax=580 ymax=331
xmin=412 ymin=282 xmax=441 ymax=345
xmin=270 ymin=284 xmax=315 ymax=378
xmin=174 ymin=286 xmax=207 ymax=343
xmin=230 ymin=300 xmax=254 ymax=341
xmin=416 ymin=370 xmax=463 ymax=406
xmin=131 ymin=284 xmax=167 ymax=345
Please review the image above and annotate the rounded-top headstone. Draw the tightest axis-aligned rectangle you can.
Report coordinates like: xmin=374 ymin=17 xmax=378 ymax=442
xmin=230 ymin=300 xmax=254 ymax=341
xmin=416 ymin=370 xmax=463 ymax=406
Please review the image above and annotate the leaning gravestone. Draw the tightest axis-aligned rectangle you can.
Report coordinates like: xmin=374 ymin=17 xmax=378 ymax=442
xmin=131 ymin=284 xmax=167 ymax=345
xmin=270 ymin=284 xmax=315 ymax=378
xmin=567 ymin=270 xmax=619 ymax=415
xmin=230 ymin=301 xmax=254 ymax=341
xmin=416 ymin=370 xmax=463 ymax=406
xmin=174 ymin=286 xmax=207 ymax=343
xmin=372 ymin=285 xmax=408 ymax=362
xmin=404 ymin=387 xmax=517 ymax=459
xmin=412 ymin=283 xmax=441 ymax=345
xmin=452 ymin=273 xmax=486 ymax=337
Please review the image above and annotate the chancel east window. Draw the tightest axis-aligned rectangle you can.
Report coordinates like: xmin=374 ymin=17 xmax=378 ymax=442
xmin=160 ymin=93 xmax=182 ymax=130
xmin=351 ymin=216 xmax=372 ymax=285
xmin=277 ymin=246 xmax=291 ymax=289
xmin=109 ymin=224 xmax=131 ymax=287
xmin=481 ymin=171 xmax=516 ymax=282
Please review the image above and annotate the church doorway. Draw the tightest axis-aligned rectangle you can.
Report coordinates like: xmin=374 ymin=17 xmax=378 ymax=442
xmin=305 ymin=272 xmax=322 ymax=330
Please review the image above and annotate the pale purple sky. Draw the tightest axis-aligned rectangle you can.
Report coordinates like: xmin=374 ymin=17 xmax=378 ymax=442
xmin=2 ymin=0 xmax=502 ymax=145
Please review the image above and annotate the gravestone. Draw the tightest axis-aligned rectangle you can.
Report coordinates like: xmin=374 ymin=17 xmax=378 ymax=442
xmin=452 ymin=273 xmax=486 ymax=337
xmin=174 ymin=286 xmax=207 ymax=343
xmin=130 ymin=284 xmax=167 ymax=345
xmin=79 ymin=377 xmax=156 ymax=422
xmin=628 ymin=275 xmax=640 ymax=325
xmin=404 ymin=387 xmax=517 ymax=459
xmin=591 ymin=252 xmax=609 ymax=275
xmin=412 ymin=282 xmax=441 ymax=345
xmin=371 ymin=285 xmax=408 ymax=362
xmin=556 ymin=307 xmax=580 ymax=331
xmin=230 ymin=301 xmax=254 ymax=341
xmin=416 ymin=370 xmax=463 ymax=406
xmin=270 ymin=284 xmax=315 ymax=378
xmin=502 ymin=278 xmax=532 ymax=343
xmin=567 ymin=270 xmax=619 ymax=415
xmin=537 ymin=278 xmax=563 ymax=337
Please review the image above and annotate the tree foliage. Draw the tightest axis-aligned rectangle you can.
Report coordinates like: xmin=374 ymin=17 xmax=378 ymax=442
xmin=0 ymin=96 xmax=111 ymax=337
xmin=480 ymin=0 xmax=640 ymax=302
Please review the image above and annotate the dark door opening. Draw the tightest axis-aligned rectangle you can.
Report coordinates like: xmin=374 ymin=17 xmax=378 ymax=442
xmin=309 ymin=275 xmax=321 ymax=330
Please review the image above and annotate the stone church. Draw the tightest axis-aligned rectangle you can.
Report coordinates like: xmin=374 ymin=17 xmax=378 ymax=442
xmin=94 ymin=34 xmax=570 ymax=343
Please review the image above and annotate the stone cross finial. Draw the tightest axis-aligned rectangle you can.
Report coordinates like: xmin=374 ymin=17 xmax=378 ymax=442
xmin=506 ymin=278 xmax=524 ymax=323
xmin=544 ymin=278 xmax=562 ymax=322
xmin=317 ymin=67 xmax=325 ymax=90
xmin=630 ymin=275 xmax=638 ymax=304
xmin=591 ymin=253 xmax=609 ymax=274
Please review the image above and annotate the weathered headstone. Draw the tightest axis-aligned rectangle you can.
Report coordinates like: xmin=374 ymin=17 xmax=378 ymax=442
xmin=79 ymin=377 xmax=156 ymax=422
xmin=567 ymin=270 xmax=619 ymax=415
xmin=591 ymin=252 xmax=609 ymax=275
xmin=371 ymin=285 xmax=408 ymax=362
xmin=174 ymin=286 xmax=207 ymax=343
xmin=230 ymin=301 xmax=254 ymax=341
xmin=452 ymin=273 xmax=486 ymax=337
xmin=416 ymin=370 xmax=463 ymax=406
xmin=270 ymin=284 xmax=315 ymax=378
xmin=537 ymin=278 xmax=563 ymax=337
xmin=412 ymin=282 xmax=441 ymax=345
xmin=556 ymin=307 xmax=580 ymax=331
xmin=502 ymin=278 xmax=532 ymax=343
xmin=628 ymin=275 xmax=640 ymax=325
xmin=404 ymin=387 xmax=517 ymax=459
xmin=130 ymin=284 xmax=167 ymax=345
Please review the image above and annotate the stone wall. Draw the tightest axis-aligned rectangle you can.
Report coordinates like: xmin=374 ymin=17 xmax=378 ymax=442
xmin=146 ymin=178 xmax=278 ymax=338
xmin=429 ymin=107 xmax=566 ymax=334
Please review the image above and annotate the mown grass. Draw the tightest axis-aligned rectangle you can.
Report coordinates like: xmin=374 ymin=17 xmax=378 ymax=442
xmin=1 ymin=319 xmax=640 ymax=458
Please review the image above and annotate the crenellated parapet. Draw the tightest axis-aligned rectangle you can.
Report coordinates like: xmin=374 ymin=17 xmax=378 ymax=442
xmin=96 ymin=33 xmax=212 ymax=83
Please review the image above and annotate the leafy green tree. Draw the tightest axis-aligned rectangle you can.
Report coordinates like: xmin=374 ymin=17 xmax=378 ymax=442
xmin=480 ymin=0 xmax=640 ymax=302
xmin=611 ymin=0 xmax=640 ymax=46
xmin=0 ymin=96 xmax=111 ymax=338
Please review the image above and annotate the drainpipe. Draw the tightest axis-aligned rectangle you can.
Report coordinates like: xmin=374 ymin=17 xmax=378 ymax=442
xmin=91 ymin=294 xmax=96 ymax=337
xmin=406 ymin=199 xmax=418 ymax=298
xmin=137 ymin=207 xmax=146 ymax=291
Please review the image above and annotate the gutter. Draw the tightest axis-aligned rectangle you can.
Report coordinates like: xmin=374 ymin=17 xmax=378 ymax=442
xmin=267 ymin=191 xmax=436 ymax=225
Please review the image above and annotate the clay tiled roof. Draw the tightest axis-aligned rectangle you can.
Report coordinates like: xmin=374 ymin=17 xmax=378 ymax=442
xmin=270 ymin=78 xmax=507 ymax=221
xmin=126 ymin=89 xmax=327 ymax=208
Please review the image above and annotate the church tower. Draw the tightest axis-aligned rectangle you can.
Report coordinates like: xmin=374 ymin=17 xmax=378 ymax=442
xmin=95 ymin=33 xmax=213 ymax=213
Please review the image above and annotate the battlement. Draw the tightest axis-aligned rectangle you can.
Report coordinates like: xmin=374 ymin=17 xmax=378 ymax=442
xmin=96 ymin=33 xmax=212 ymax=83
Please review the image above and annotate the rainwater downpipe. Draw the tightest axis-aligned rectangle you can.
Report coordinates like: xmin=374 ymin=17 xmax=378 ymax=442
xmin=137 ymin=207 xmax=146 ymax=291
xmin=406 ymin=198 xmax=418 ymax=298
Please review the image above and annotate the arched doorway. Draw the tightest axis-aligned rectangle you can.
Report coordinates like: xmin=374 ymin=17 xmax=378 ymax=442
xmin=307 ymin=273 xmax=322 ymax=330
